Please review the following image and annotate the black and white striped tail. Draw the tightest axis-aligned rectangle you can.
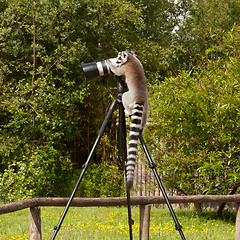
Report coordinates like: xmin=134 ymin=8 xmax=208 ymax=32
xmin=126 ymin=102 xmax=144 ymax=191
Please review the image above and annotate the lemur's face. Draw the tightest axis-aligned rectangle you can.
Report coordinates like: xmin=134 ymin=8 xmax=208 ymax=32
xmin=107 ymin=51 xmax=128 ymax=76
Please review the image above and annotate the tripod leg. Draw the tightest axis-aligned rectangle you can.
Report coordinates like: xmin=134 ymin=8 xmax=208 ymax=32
xmin=51 ymin=99 xmax=118 ymax=240
xmin=139 ymin=134 xmax=186 ymax=240
xmin=118 ymin=101 xmax=134 ymax=240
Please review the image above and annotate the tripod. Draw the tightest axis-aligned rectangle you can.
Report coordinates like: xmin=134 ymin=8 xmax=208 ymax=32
xmin=51 ymin=79 xmax=186 ymax=240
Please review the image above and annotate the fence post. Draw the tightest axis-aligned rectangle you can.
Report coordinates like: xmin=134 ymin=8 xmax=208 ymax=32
xmin=139 ymin=204 xmax=151 ymax=240
xmin=29 ymin=206 xmax=42 ymax=240
xmin=236 ymin=203 xmax=240 ymax=240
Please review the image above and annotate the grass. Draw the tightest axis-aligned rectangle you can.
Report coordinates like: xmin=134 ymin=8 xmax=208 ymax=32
xmin=0 ymin=206 xmax=236 ymax=240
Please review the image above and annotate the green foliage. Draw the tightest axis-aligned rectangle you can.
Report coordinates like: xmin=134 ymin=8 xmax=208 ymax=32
xmin=0 ymin=0 xmax=239 ymax=201
xmin=0 ymin=0 xmax=139 ymax=201
xmin=0 ymin=144 xmax=73 ymax=202
xmin=173 ymin=0 xmax=240 ymax=69
xmin=146 ymin=26 xmax=240 ymax=195
xmin=75 ymin=163 xmax=125 ymax=198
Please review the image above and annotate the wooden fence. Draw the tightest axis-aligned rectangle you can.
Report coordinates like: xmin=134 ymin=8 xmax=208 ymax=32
xmin=134 ymin=158 xmax=161 ymax=197
xmin=1 ymin=195 xmax=240 ymax=240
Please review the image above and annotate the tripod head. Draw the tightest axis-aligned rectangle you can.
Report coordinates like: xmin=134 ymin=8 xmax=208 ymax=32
xmin=115 ymin=76 xmax=128 ymax=94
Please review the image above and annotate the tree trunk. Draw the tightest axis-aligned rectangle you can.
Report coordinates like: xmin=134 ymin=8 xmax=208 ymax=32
xmin=217 ymin=184 xmax=240 ymax=216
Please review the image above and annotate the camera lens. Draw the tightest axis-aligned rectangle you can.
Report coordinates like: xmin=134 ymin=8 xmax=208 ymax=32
xmin=82 ymin=62 xmax=99 ymax=81
xmin=97 ymin=61 xmax=111 ymax=76
xmin=82 ymin=60 xmax=111 ymax=81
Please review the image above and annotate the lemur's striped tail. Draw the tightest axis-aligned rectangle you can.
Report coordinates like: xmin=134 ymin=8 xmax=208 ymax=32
xmin=126 ymin=102 xmax=144 ymax=191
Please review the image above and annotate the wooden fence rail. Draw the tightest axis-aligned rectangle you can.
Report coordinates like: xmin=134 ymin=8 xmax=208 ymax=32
xmin=1 ymin=195 xmax=240 ymax=240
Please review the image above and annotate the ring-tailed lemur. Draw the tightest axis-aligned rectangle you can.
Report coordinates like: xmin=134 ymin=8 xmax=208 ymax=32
xmin=107 ymin=51 xmax=148 ymax=191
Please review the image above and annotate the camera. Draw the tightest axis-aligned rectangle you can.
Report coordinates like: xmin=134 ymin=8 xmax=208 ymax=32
xmin=82 ymin=60 xmax=111 ymax=81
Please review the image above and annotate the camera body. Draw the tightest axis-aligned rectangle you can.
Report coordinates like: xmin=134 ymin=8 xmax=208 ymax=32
xmin=82 ymin=60 xmax=111 ymax=81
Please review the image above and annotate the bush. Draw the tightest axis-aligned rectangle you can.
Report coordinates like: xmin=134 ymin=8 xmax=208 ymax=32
xmin=0 ymin=144 xmax=73 ymax=202
xmin=74 ymin=162 xmax=125 ymax=198
xmin=146 ymin=26 xmax=240 ymax=195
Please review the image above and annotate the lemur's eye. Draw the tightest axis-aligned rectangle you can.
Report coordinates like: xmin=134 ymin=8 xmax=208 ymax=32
xmin=116 ymin=56 xmax=122 ymax=64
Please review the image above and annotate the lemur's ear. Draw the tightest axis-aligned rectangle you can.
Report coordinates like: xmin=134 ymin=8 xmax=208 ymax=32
xmin=126 ymin=50 xmax=136 ymax=57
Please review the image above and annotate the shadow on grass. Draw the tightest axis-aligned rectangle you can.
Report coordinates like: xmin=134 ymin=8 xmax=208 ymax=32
xmin=173 ymin=209 xmax=236 ymax=224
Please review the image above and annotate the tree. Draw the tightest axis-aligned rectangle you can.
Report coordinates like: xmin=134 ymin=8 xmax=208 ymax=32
xmin=173 ymin=0 xmax=240 ymax=70
xmin=1 ymin=0 xmax=239 ymax=201
xmin=0 ymin=0 xmax=145 ymax=201
xmin=146 ymin=26 xmax=240 ymax=195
